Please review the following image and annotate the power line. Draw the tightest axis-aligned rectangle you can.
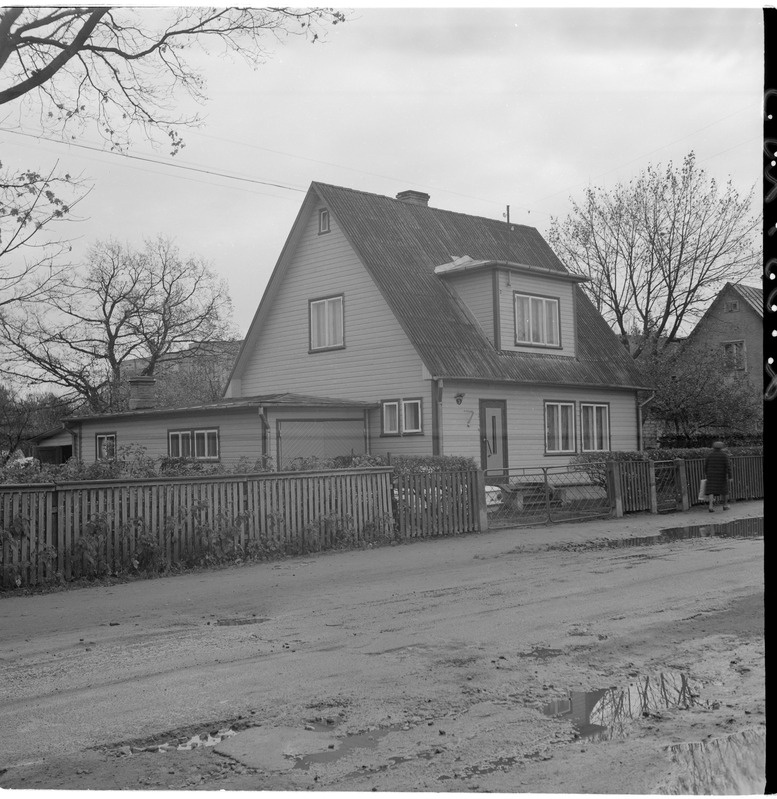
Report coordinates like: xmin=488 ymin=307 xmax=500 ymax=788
xmin=0 ymin=126 xmax=307 ymax=194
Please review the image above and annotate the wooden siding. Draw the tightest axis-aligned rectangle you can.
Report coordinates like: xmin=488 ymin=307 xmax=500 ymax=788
xmin=440 ymin=381 xmax=637 ymax=468
xmin=444 ymin=271 xmax=495 ymax=344
xmin=77 ymin=409 xmax=264 ymax=466
xmin=496 ymin=270 xmax=576 ymax=357
xmin=237 ymin=204 xmax=433 ymax=457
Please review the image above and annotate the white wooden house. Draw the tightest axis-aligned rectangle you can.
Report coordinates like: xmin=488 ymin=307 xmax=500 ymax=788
xmin=35 ymin=182 xmax=650 ymax=471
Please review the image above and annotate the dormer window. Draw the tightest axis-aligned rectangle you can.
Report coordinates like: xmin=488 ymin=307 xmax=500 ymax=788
xmin=318 ymin=208 xmax=330 ymax=234
xmin=514 ymin=292 xmax=560 ymax=347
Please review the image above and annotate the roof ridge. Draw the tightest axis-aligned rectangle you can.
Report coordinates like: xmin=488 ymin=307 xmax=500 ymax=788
xmin=311 ymin=181 xmax=539 ymax=233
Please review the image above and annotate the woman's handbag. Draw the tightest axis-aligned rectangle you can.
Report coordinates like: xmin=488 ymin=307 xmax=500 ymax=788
xmin=698 ymin=479 xmax=707 ymax=501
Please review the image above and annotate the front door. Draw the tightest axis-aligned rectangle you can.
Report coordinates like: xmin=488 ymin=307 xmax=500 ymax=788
xmin=479 ymin=400 xmax=508 ymax=477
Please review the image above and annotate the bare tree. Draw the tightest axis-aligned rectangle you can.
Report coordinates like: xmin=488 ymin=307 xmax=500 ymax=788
xmin=0 ymin=159 xmax=87 ymax=310
xmin=0 ymin=6 xmax=346 ymax=153
xmin=0 ymin=236 xmax=235 ymax=412
xmin=549 ymin=152 xmax=759 ymax=358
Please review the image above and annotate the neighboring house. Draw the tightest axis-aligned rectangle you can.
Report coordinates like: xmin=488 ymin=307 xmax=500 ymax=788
xmin=680 ymin=282 xmax=762 ymax=377
xmin=35 ymin=182 xmax=650 ymax=472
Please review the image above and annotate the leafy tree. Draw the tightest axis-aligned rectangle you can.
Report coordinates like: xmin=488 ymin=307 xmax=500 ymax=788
xmin=1 ymin=160 xmax=86 ymax=311
xmin=549 ymin=152 xmax=759 ymax=358
xmin=0 ymin=6 xmax=346 ymax=153
xmin=0 ymin=236 xmax=236 ymax=412
xmin=641 ymin=345 xmax=762 ymax=443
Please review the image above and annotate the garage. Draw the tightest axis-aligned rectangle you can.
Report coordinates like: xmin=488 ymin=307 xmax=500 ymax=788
xmin=275 ymin=416 xmax=368 ymax=469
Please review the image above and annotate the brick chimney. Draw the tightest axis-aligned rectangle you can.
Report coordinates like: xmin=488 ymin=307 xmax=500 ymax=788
xmin=396 ymin=190 xmax=430 ymax=206
xmin=128 ymin=375 xmax=156 ymax=410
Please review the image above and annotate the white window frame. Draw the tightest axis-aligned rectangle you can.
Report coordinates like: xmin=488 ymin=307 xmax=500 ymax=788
xmin=580 ymin=403 xmax=610 ymax=452
xmin=402 ymin=398 xmax=423 ymax=434
xmin=309 ymin=295 xmax=344 ymax=351
xmin=168 ymin=430 xmax=192 ymax=459
xmin=96 ymin=433 xmax=116 ymax=461
xmin=544 ymin=402 xmax=576 ymax=454
xmin=382 ymin=400 xmax=400 ymax=436
xmin=194 ymin=429 xmax=219 ymax=460
xmin=514 ymin=292 xmax=560 ymax=347
xmin=318 ymin=208 xmax=330 ymax=234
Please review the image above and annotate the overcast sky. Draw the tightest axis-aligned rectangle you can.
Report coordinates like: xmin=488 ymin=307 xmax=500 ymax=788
xmin=0 ymin=6 xmax=764 ymax=335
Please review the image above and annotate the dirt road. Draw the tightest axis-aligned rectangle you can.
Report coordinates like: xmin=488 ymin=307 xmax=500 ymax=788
xmin=0 ymin=503 xmax=765 ymax=793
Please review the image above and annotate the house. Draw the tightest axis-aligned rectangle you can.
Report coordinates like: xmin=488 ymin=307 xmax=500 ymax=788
xmin=35 ymin=182 xmax=650 ymax=472
xmin=680 ymin=282 xmax=762 ymax=377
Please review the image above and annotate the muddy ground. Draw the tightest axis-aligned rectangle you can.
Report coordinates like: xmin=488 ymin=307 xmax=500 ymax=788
xmin=0 ymin=502 xmax=765 ymax=793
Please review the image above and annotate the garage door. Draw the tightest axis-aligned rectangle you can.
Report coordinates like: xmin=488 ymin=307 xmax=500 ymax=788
xmin=276 ymin=418 xmax=367 ymax=469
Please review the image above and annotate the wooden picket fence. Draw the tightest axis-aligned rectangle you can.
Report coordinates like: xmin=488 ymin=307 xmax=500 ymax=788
xmin=613 ymin=456 xmax=763 ymax=515
xmin=0 ymin=467 xmax=484 ymax=588
xmin=394 ymin=470 xmax=482 ymax=538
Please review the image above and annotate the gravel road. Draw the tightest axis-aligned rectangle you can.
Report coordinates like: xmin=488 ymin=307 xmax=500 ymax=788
xmin=0 ymin=502 xmax=765 ymax=792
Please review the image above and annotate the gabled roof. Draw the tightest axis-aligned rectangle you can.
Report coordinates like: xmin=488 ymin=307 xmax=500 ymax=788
xmin=230 ymin=183 xmax=648 ymax=391
xmin=311 ymin=183 xmax=648 ymax=389
xmin=728 ymin=282 xmax=762 ymax=317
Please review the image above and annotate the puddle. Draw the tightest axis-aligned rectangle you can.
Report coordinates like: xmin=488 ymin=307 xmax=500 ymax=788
xmin=136 ymin=728 xmax=237 ymax=753
xmin=517 ymin=647 xmax=564 ymax=660
xmin=215 ymin=617 xmax=269 ymax=626
xmin=293 ymin=723 xmax=406 ymax=770
xmin=542 ymin=672 xmax=705 ymax=741
xmin=613 ymin=517 xmax=762 ymax=548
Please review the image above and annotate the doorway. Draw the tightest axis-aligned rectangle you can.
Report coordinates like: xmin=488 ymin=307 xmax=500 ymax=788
xmin=479 ymin=400 xmax=508 ymax=477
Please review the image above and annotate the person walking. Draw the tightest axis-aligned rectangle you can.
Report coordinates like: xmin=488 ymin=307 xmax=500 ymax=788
xmin=704 ymin=441 xmax=731 ymax=512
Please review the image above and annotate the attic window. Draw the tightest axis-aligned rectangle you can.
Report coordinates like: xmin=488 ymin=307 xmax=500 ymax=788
xmin=724 ymin=300 xmax=739 ymax=312
xmin=318 ymin=208 xmax=330 ymax=234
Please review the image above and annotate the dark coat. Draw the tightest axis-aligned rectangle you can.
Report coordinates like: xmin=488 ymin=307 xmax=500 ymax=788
xmin=704 ymin=450 xmax=731 ymax=495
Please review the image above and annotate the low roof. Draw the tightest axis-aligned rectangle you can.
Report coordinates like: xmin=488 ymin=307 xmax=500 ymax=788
xmin=50 ymin=393 xmax=376 ymax=430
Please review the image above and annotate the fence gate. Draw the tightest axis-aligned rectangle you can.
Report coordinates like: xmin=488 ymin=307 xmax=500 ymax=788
xmin=653 ymin=460 xmax=679 ymax=513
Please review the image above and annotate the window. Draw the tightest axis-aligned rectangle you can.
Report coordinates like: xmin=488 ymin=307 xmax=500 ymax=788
xmin=514 ymin=293 xmax=560 ymax=347
xmin=544 ymin=402 xmax=575 ymax=454
xmin=722 ymin=340 xmax=745 ymax=370
xmin=581 ymin=403 xmax=610 ymax=452
xmin=382 ymin=401 xmax=399 ymax=435
xmin=381 ymin=398 xmax=423 ymax=435
xmin=724 ymin=300 xmax=739 ymax=312
xmin=318 ymin=208 xmax=330 ymax=234
xmin=402 ymin=398 xmax=423 ymax=434
xmin=168 ymin=428 xmax=219 ymax=460
xmin=309 ymin=295 xmax=344 ymax=351
xmin=96 ymin=433 xmax=116 ymax=461
xmin=194 ymin=429 xmax=219 ymax=459
xmin=168 ymin=430 xmax=192 ymax=458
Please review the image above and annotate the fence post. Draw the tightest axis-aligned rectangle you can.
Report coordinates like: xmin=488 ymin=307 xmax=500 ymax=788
xmin=648 ymin=461 xmax=658 ymax=514
xmin=607 ymin=461 xmax=624 ymax=518
xmin=675 ymin=459 xmax=690 ymax=511
xmin=542 ymin=467 xmax=552 ymax=523
xmin=475 ymin=470 xmax=489 ymax=533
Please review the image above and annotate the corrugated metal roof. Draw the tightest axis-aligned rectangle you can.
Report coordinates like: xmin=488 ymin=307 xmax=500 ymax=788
xmin=66 ymin=392 xmax=377 ymax=423
xmin=730 ymin=283 xmax=762 ymax=317
xmin=313 ymin=183 xmax=649 ymax=389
